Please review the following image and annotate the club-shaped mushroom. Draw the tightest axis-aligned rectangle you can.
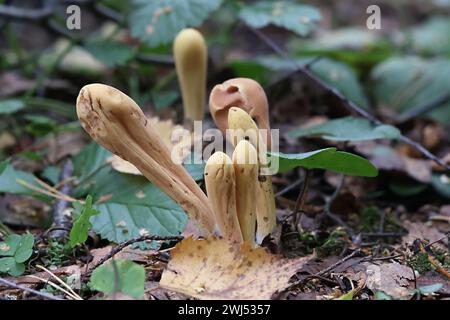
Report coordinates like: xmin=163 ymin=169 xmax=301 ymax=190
xmin=228 ymin=107 xmax=276 ymax=243
xmin=76 ymin=83 xmax=215 ymax=237
xmin=204 ymin=152 xmax=243 ymax=244
xmin=209 ymin=78 xmax=271 ymax=147
xmin=232 ymin=140 xmax=259 ymax=246
xmin=174 ymin=28 xmax=207 ymax=123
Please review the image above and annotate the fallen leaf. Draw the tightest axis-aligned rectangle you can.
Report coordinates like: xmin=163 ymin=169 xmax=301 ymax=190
xmin=364 ymin=262 xmax=414 ymax=298
xmin=160 ymin=237 xmax=310 ymax=300
xmin=417 ymin=271 xmax=450 ymax=295
xmin=402 ymin=221 xmax=447 ymax=249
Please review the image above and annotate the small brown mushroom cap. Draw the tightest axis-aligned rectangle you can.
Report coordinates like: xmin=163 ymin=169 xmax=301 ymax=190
xmin=209 ymin=78 xmax=271 ymax=147
xmin=76 ymin=83 xmax=215 ymax=237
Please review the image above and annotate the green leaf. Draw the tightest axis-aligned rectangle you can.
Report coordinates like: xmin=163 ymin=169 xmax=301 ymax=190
xmin=336 ymin=290 xmax=354 ymax=300
xmin=0 ymin=99 xmax=25 ymax=114
xmin=14 ymin=234 xmax=34 ymax=263
xmin=288 ymin=117 xmax=401 ymax=141
xmin=84 ymin=39 xmax=136 ymax=66
xmin=372 ymin=57 xmax=450 ymax=123
xmin=239 ymin=1 xmax=321 ymax=36
xmin=0 ymin=161 xmax=42 ymax=197
xmin=69 ymin=196 xmax=100 ymax=248
xmin=129 ymin=0 xmax=223 ymax=47
xmin=90 ymin=260 xmax=145 ymax=299
xmin=431 ymin=173 xmax=450 ymax=198
xmin=259 ymin=57 xmax=369 ymax=108
xmin=374 ymin=291 xmax=393 ymax=300
xmin=269 ymin=148 xmax=378 ymax=177
xmin=408 ymin=17 xmax=450 ymax=55
xmin=0 ymin=257 xmax=25 ymax=277
xmin=0 ymin=234 xmax=22 ymax=257
xmin=418 ymin=283 xmax=443 ymax=294
xmin=90 ymin=172 xmax=188 ymax=243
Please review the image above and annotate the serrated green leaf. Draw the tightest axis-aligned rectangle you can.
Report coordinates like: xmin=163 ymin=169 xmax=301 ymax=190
xmin=129 ymin=0 xmax=223 ymax=47
xmin=372 ymin=57 xmax=450 ymax=123
xmin=269 ymin=148 xmax=378 ymax=177
xmin=90 ymin=171 xmax=188 ymax=243
xmin=239 ymin=1 xmax=320 ymax=36
xmin=0 ymin=99 xmax=25 ymax=114
xmin=288 ymin=117 xmax=401 ymax=141
xmin=0 ymin=257 xmax=25 ymax=276
xmin=69 ymin=195 xmax=100 ymax=248
xmin=259 ymin=57 xmax=369 ymax=109
xmin=14 ymin=234 xmax=34 ymax=263
xmin=90 ymin=259 xmax=145 ymax=299
xmin=84 ymin=39 xmax=136 ymax=66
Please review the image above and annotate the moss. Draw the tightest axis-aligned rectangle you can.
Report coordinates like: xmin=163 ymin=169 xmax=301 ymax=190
xmin=409 ymin=252 xmax=433 ymax=274
xmin=361 ymin=206 xmax=380 ymax=232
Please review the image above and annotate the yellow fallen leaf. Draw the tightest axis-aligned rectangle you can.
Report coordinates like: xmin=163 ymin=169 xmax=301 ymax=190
xmin=160 ymin=237 xmax=310 ymax=300
xmin=109 ymin=116 xmax=196 ymax=175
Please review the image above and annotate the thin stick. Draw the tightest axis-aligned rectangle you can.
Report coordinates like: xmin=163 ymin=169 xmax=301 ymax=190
xmin=0 ymin=277 xmax=63 ymax=300
xmin=27 ymin=275 xmax=80 ymax=300
xmin=246 ymin=25 xmax=450 ymax=171
xmin=16 ymin=179 xmax=76 ymax=202
xmin=36 ymin=265 xmax=82 ymax=300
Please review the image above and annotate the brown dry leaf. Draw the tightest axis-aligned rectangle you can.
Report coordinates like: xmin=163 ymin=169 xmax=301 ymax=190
xmin=109 ymin=116 xmax=196 ymax=175
xmin=364 ymin=262 xmax=413 ymax=298
xmin=402 ymin=221 xmax=448 ymax=249
xmin=160 ymin=237 xmax=310 ymax=300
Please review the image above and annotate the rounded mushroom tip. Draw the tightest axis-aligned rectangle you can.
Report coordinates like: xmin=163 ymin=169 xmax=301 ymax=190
xmin=206 ymin=151 xmax=232 ymax=166
xmin=233 ymin=140 xmax=258 ymax=166
xmin=174 ymin=28 xmax=205 ymax=45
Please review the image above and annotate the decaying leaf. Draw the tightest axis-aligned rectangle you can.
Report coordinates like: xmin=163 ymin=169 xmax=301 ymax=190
xmin=109 ymin=116 xmax=196 ymax=175
xmin=160 ymin=237 xmax=310 ymax=300
xmin=402 ymin=220 xmax=448 ymax=249
xmin=364 ymin=262 xmax=414 ymax=298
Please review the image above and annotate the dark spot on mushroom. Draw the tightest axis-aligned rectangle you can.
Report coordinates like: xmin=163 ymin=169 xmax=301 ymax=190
xmin=258 ymin=175 xmax=267 ymax=182
xmin=263 ymin=217 xmax=269 ymax=222
xmin=188 ymin=253 xmax=194 ymax=258
xmin=227 ymin=86 xmax=239 ymax=94
xmin=244 ymin=136 xmax=250 ymax=141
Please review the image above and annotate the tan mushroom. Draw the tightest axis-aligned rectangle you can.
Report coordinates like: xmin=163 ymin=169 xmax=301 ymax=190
xmin=228 ymin=107 xmax=276 ymax=243
xmin=173 ymin=28 xmax=207 ymax=123
xmin=204 ymin=152 xmax=243 ymax=244
xmin=76 ymin=83 xmax=215 ymax=237
xmin=232 ymin=140 xmax=259 ymax=246
xmin=209 ymin=78 xmax=271 ymax=147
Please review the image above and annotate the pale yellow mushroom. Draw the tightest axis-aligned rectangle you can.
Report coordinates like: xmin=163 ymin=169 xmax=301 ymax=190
xmin=232 ymin=140 xmax=258 ymax=246
xmin=76 ymin=83 xmax=215 ymax=237
xmin=209 ymin=78 xmax=271 ymax=147
xmin=204 ymin=152 xmax=243 ymax=244
xmin=228 ymin=107 xmax=276 ymax=243
xmin=173 ymin=28 xmax=207 ymax=122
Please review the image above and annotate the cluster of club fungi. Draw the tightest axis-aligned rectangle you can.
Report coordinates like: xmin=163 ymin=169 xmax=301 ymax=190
xmin=76 ymin=28 xmax=276 ymax=247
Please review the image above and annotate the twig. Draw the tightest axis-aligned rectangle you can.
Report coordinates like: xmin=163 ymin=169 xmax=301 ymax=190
xmin=49 ymin=159 xmax=74 ymax=240
xmin=16 ymin=179 xmax=77 ymax=202
xmin=246 ymin=25 xmax=450 ymax=171
xmin=419 ymin=242 xmax=450 ymax=280
xmin=278 ymin=250 xmax=361 ymax=295
xmin=275 ymin=178 xmax=303 ymax=197
xmin=35 ymin=265 xmax=82 ymax=300
xmin=293 ymin=169 xmax=310 ymax=230
xmin=424 ymin=231 xmax=450 ymax=250
xmin=0 ymin=220 xmax=13 ymax=237
xmin=0 ymin=4 xmax=54 ymax=20
xmin=397 ymin=93 xmax=450 ymax=122
xmin=323 ymin=174 xmax=352 ymax=230
xmin=27 ymin=275 xmax=80 ymax=300
xmin=0 ymin=277 xmax=63 ymax=300
xmin=82 ymin=234 xmax=183 ymax=280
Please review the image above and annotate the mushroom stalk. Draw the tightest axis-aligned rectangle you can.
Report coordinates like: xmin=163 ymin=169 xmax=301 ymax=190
xmin=204 ymin=152 xmax=243 ymax=244
xmin=174 ymin=28 xmax=207 ymax=122
xmin=228 ymin=107 xmax=276 ymax=243
xmin=232 ymin=140 xmax=258 ymax=246
xmin=76 ymin=83 xmax=215 ymax=237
